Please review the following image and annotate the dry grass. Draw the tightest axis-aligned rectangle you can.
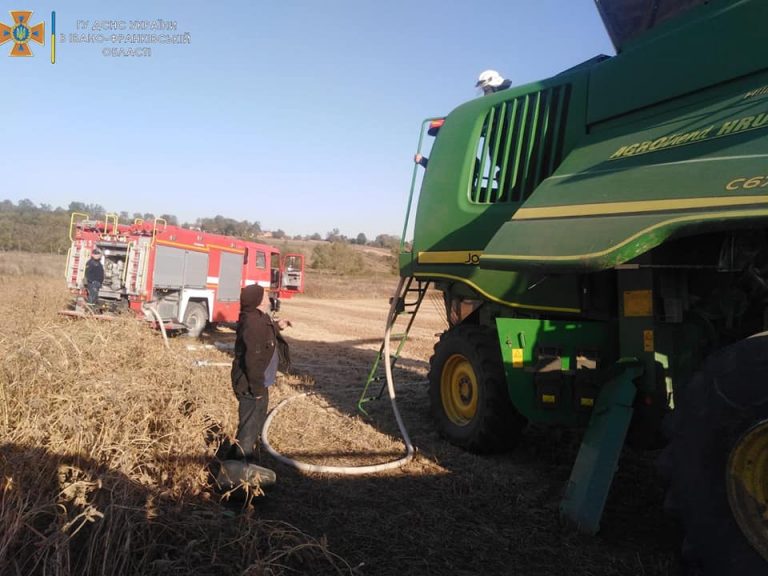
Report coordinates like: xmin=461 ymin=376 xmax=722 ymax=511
xmin=0 ymin=273 xmax=352 ymax=576
xmin=0 ymin=252 xmax=64 ymax=278
xmin=0 ymin=253 xmax=681 ymax=576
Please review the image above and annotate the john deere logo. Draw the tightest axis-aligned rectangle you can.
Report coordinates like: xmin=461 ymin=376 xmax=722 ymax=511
xmin=0 ymin=11 xmax=45 ymax=57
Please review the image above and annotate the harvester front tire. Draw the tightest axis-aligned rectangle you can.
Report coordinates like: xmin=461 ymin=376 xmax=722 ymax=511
xmin=661 ymin=332 xmax=768 ymax=576
xmin=428 ymin=325 xmax=526 ymax=453
xmin=183 ymin=301 xmax=208 ymax=338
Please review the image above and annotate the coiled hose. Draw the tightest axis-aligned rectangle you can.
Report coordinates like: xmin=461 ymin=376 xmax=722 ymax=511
xmin=261 ymin=277 xmax=415 ymax=475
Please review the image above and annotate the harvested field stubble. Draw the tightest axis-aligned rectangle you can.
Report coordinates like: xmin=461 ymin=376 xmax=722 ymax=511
xmin=0 ymin=275 xmax=351 ymax=575
xmin=255 ymin=295 xmax=681 ymax=576
xmin=302 ymin=269 xmax=398 ymax=300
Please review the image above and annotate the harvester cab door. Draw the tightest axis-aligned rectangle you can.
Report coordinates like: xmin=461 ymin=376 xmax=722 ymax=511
xmin=281 ymin=254 xmax=305 ymax=294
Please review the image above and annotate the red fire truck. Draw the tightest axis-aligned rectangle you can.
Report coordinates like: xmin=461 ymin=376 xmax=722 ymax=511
xmin=64 ymin=213 xmax=304 ymax=336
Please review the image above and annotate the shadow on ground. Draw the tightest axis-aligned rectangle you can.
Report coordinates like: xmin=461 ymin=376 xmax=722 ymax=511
xmin=0 ymin=443 xmax=351 ymax=576
xmin=200 ymin=326 xmax=682 ymax=576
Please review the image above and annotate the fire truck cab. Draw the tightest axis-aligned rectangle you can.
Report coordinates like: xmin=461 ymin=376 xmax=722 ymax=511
xmin=65 ymin=213 xmax=304 ymax=337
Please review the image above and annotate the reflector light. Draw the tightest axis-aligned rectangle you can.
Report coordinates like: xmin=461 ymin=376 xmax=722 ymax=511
xmin=427 ymin=118 xmax=445 ymax=136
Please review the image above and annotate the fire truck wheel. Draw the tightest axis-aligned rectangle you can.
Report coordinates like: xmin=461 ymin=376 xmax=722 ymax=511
xmin=660 ymin=332 xmax=768 ymax=576
xmin=428 ymin=325 xmax=526 ymax=453
xmin=183 ymin=301 xmax=208 ymax=338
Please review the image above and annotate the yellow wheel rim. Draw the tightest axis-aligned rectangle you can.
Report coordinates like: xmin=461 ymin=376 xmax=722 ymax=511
xmin=440 ymin=354 xmax=479 ymax=426
xmin=727 ymin=418 xmax=768 ymax=563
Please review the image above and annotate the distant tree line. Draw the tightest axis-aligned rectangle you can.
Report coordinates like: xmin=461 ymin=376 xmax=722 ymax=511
xmin=0 ymin=199 xmax=402 ymax=254
xmin=320 ymin=228 xmax=400 ymax=249
xmin=0 ymin=200 xmax=185 ymax=254
xmin=0 ymin=200 xmax=72 ymax=253
xmin=310 ymin=242 xmax=368 ymax=275
xmin=192 ymin=215 xmax=262 ymax=239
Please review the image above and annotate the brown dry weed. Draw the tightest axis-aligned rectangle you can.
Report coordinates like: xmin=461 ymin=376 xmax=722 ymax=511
xmin=0 ymin=269 xmax=351 ymax=576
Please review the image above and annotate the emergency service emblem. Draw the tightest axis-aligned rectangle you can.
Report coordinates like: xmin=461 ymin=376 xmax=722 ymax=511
xmin=0 ymin=10 xmax=45 ymax=57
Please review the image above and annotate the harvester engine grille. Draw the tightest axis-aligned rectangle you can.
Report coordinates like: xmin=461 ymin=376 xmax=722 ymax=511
xmin=470 ymin=84 xmax=571 ymax=205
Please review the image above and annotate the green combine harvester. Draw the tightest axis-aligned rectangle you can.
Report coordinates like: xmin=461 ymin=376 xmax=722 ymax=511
xmin=389 ymin=0 xmax=768 ymax=573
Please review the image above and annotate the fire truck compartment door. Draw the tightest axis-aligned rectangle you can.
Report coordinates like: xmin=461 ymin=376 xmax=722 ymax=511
xmin=153 ymin=246 xmax=208 ymax=289
xmin=217 ymin=251 xmax=243 ymax=301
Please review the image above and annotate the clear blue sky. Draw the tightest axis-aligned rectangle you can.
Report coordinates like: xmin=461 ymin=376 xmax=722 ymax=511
xmin=1 ymin=0 xmax=614 ymax=238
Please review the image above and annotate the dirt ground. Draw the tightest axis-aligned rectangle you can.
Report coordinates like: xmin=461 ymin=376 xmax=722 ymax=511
xmin=196 ymin=289 xmax=682 ymax=576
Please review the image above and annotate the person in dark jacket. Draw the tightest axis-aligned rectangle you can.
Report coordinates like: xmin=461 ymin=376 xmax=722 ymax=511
xmin=230 ymin=284 xmax=292 ymax=460
xmin=84 ymin=248 xmax=104 ymax=305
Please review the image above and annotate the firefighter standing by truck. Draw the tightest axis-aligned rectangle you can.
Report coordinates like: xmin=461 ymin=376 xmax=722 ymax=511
xmin=84 ymin=248 xmax=104 ymax=305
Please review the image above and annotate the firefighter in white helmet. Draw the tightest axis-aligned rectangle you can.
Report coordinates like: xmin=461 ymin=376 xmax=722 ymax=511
xmin=476 ymin=69 xmax=512 ymax=95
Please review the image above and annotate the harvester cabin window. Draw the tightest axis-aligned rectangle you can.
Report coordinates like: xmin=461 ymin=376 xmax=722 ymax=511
xmin=470 ymin=85 xmax=571 ymax=205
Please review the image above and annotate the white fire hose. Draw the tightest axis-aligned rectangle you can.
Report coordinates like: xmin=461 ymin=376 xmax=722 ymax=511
xmin=142 ymin=304 xmax=169 ymax=349
xmin=261 ymin=277 xmax=415 ymax=475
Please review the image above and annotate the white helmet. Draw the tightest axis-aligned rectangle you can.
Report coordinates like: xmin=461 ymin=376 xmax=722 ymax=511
xmin=476 ymin=69 xmax=504 ymax=92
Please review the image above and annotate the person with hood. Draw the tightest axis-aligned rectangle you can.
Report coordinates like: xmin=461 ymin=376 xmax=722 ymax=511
xmin=230 ymin=284 xmax=292 ymax=461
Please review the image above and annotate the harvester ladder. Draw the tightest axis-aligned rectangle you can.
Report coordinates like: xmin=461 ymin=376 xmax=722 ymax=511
xmin=358 ymin=277 xmax=429 ymax=415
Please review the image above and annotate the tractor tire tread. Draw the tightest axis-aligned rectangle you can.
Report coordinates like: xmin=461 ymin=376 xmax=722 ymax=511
xmin=659 ymin=333 xmax=768 ymax=575
xmin=428 ymin=324 xmax=526 ymax=454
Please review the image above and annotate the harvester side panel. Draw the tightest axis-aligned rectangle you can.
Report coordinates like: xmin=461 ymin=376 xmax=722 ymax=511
xmin=481 ymin=70 xmax=768 ymax=273
xmin=591 ymin=0 xmax=768 ymax=123
xmin=595 ymin=0 xmax=709 ymax=51
xmin=404 ymin=0 xmax=768 ymax=565
xmin=406 ymin=73 xmax=590 ymax=313
xmin=495 ymin=317 xmax=617 ymax=426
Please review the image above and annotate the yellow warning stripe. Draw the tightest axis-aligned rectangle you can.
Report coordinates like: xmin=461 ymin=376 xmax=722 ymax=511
xmin=155 ymin=240 xmax=245 ymax=255
xmin=417 ymin=250 xmax=482 ymax=264
xmin=155 ymin=239 xmax=209 ymax=252
xmin=513 ymin=195 xmax=768 ymax=220
xmin=208 ymin=244 xmax=245 ymax=255
xmin=484 ymin=208 xmax=768 ymax=263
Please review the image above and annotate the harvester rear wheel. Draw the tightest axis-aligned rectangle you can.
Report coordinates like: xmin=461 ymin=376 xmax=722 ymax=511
xmin=661 ymin=332 xmax=768 ymax=575
xmin=183 ymin=301 xmax=208 ymax=338
xmin=428 ymin=325 xmax=526 ymax=453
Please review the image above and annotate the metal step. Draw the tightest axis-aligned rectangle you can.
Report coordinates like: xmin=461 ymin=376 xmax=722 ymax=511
xmin=358 ymin=277 xmax=430 ymax=414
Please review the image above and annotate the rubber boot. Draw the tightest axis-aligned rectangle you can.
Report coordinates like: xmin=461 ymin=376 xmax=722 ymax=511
xmin=215 ymin=460 xmax=277 ymax=492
